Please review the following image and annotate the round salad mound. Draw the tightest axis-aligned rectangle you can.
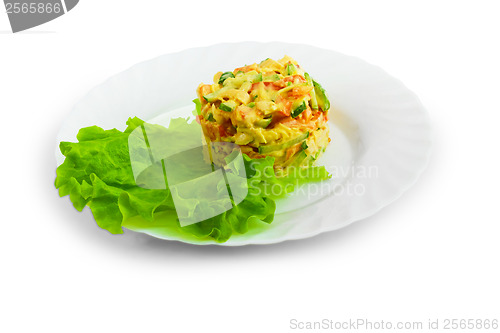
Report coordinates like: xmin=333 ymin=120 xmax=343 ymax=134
xmin=196 ymin=56 xmax=331 ymax=170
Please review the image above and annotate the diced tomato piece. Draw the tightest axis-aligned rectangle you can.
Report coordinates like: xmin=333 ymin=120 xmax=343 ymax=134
xmin=289 ymin=85 xmax=313 ymax=98
xmin=197 ymin=84 xmax=212 ymax=101
xmin=283 ymin=75 xmax=306 ymax=84
xmin=234 ymin=64 xmax=257 ymax=73
xmin=272 ymin=80 xmax=287 ymax=89
xmin=219 ymin=125 xmax=229 ymax=138
xmin=297 ymin=107 xmax=312 ymax=122
xmin=279 ymin=118 xmax=301 ymax=128
xmin=275 ymin=95 xmax=292 ymax=115
xmin=263 ymin=81 xmax=281 ymax=90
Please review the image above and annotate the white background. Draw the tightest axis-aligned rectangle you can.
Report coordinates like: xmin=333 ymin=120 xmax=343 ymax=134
xmin=1 ymin=1 xmax=499 ymax=332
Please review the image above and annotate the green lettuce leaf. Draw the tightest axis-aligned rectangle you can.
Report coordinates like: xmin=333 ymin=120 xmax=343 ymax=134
xmin=55 ymin=117 xmax=330 ymax=243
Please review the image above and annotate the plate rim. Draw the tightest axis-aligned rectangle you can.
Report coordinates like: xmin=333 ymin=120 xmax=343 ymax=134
xmin=56 ymin=41 xmax=433 ymax=246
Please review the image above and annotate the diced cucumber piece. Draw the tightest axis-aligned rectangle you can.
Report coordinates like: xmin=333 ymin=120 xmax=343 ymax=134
xmin=256 ymin=118 xmax=272 ymax=128
xmin=203 ymin=92 xmax=217 ymax=102
xmin=218 ymin=72 xmax=235 ymax=85
xmin=286 ymin=63 xmax=297 ymax=75
xmin=251 ymin=73 xmax=262 ymax=83
xmin=304 ymin=73 xmax=318 ymax=110
xmin=289 ymin=151 xmax=308 ymax=168
xmin=313 ymin=79 xmax=330 ymax=111
xmin=193 ymin=98 xmax=202 ymax=115
xmin=203 ymin=91 xmax=218 ymax=102
xmin=291 ymin=101 xmax=307 ymax=118
xmin=263 ymin=74 xmax=280 ymax=82
xmin=258 ymin=131 xmax=309 ymax=154
xmin=220 ymin=100 xmax=237 ymax=112
xmin=205 ymin=113 xmax=215 ymax=122
xmin=203 ymin=87 xmax=228 ymax=102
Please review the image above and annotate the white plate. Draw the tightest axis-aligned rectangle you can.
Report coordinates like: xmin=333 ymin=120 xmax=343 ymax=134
xmin=56 ymin=42 xmax=432 ymax=246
